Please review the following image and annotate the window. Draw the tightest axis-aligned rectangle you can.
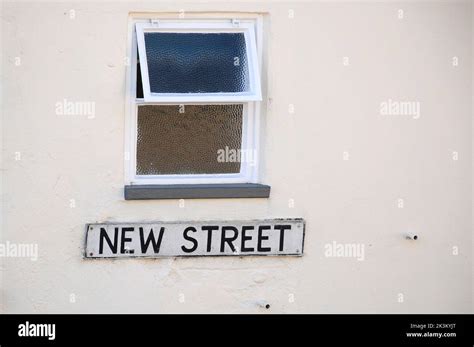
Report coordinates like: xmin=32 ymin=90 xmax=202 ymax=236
xmin=125 ymin=17 xmax=269 ymax=199
xmin=136 ymin=21 xmax=261 ymax=102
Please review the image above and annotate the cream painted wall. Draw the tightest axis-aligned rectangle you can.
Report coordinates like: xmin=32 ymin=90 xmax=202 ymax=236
xmin=0 ymin=0 xmax=472 ymax=313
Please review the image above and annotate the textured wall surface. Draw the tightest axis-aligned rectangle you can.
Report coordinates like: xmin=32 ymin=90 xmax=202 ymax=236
xmin=0 ymin=0 xmax=472 ymax=313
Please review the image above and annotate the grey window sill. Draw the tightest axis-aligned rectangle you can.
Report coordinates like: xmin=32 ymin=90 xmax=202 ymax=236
xmin=124 ymin=183 xmax=271 ymax=200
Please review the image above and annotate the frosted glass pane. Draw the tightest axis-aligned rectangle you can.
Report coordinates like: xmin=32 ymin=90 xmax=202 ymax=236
xmin=137 ymin=105 xmax=243 ymax=175
xmin=144 ymin=33 xmax=249 ymax=93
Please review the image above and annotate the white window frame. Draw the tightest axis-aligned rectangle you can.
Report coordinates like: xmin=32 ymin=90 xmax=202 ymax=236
xmin=125 ymin=16 xmax=263 ymax=186
xmin=136 ymin=21 xmax=262 ymax=103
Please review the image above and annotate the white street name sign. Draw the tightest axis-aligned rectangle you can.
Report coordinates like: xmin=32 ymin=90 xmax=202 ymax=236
xmin=85 ymin=219 xmax=305 ymax=258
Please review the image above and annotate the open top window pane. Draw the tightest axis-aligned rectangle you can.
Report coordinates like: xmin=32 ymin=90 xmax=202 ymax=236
xmin=135 ymin=22 xmax=261 ymax=102
xmin=145 ymin=33 xmax=249 ymax=93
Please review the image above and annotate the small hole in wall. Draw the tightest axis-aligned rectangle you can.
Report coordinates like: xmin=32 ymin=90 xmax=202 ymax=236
xmin=413 ymin=235 xmax=418 ymax=240
xmin=265 ymin=304 xmax=270 ymax=309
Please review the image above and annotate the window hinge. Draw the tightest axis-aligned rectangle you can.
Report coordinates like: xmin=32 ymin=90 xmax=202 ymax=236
xmin=151 ymin=19 xmax=159 ymax=26
xmin=231 ymin=19 xmax=240 ymax=27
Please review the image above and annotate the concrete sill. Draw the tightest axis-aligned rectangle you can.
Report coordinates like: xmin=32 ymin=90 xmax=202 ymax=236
xmin=124 ymin=183 xmax=271 ymax=200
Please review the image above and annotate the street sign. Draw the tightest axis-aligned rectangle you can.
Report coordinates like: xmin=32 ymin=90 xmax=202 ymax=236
xmin=85 ymin=219 xmax=305 ymax=258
